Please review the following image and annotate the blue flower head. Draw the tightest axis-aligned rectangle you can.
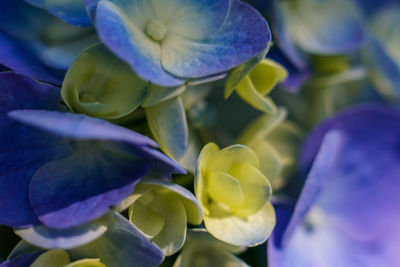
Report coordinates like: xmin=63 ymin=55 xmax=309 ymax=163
xmin=269 ymin=105 xmax=400 ymax=267
xmin=86 ymin=0 xmax=271 ymax=86
xmin=0 ymin=72 xmax=185 ymax=230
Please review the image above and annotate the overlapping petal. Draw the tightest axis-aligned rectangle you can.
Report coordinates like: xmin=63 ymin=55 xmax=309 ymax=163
xmin=9 ymin=212 xmax=164 ymax=267
xmin=269 ymin=105 xmax=400 ymax=267
xmin=89 ymin=0 xmax=271 ymax=86
xmin=0 ymin=1 xmax=97 ymax=83
xmin=94 ymin=0 xmax=185 ymax=86
xmin=195 ymin=143 xmax=275 ymax=246
xmin=280 ymin=0 xmax=365 ymax=54
xmin=0 ymin=72 xmax=185 ymax=229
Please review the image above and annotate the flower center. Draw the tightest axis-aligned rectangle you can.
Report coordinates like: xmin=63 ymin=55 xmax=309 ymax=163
xmin=145 ymin=20 xmax=168 ymax=42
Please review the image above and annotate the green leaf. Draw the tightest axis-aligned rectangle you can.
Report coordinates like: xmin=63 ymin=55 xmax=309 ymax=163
xmin=145 ymin=96 xmax=188 ymax=160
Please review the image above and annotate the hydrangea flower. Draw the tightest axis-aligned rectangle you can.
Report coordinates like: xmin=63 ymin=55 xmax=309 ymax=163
xmin=86 ymin=0 xmax=271 ymax=86
xmin=4 ymin=211 xmax=164 ymax=267
xmin=0 ymin=72 xmax=185 ymax=229
xmin=269 ymin=105 xmax=400 ymax=267
xmin=250 ymin=0 xmax=365 ymax=93
xmin=120 ymin=179 xmax=203 ymax=255
xmin=195 ymin=143 xmax=275 ymax=246
xmin=61 ymin=43 xmax=189 ymax=161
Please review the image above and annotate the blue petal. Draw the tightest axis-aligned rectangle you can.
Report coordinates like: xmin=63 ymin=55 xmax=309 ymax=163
xmin=301 ymin=106 xmax=400 ymax=240
xmin=267 ymin=46 xmax=310 ymax=93
xmin=161 ymin=0 xmax=271 ymax=78
xmin=0 ymin=72 xmax=69 ymax=228
xmin=0 ymin=2 xmax=96 ymax=79
xmin=26 ymin=0 xmax=91 ymax=26
xmin=281 ymin=131 xmax=345 ymax=247
xmin=280 ymin=0 xmax=365 ymax=54
xmin=260 ymin=0 xmax=307 ymax=70
xmin=9 ymin=212 xmax=164 ymax=266
xmin=8 ymin=110 xmax=157 ymax=146
xmin=28 ymin=140 xmax=153 ymax=229
xmin=68 ymin=212 xmax=164 ymax=267
xmin=8 ymin=110 xmax=185 ymax=228
xmin=0 ymin=32 xmax=65 ymax=84
xmin=150 ymin=0 xmax=229 ymax=40
xmin=15 ymin=217 xmax=108 ymax=249
xmin=269 ymin=105 xmax=400 ymax=267
xmin=94 ymin=0 xmax=185 ymax=86
xmin=0 ymin=1 xmax=52 ymax=40
xmin=0 ymin=252 xmax=43 ymax=267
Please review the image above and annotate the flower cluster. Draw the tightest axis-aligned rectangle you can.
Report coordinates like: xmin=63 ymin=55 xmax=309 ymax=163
xmin=1 ymin=0 xmax=400 ymax=267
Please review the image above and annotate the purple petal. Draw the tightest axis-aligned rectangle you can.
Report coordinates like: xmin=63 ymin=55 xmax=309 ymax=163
xmin=28 ymin=141 xmax=153 ymax=228
xmin=8 ymin=110 xmax=185 ymax=228
xmin=302 ymin=105 xmax=400 ymax=240
xmin=8 ymin=110 xmax=157 ymax=147
xmin=281 ymin=131 xmax=346 ymax=247
xmin=68 ymin=212 xmax=164 ymax=267
xmin=0 ymin=252 xmax=43 ymax=267
xmin=0 ymin=72 xmax=69 ymax=228
xmin=269 ymin=105 xmax=400 ymax=267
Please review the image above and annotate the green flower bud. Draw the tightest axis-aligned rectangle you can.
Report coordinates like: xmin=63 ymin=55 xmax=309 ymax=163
xmin=61 ymin=43 xmax=149 ymax=122
xmin=225 ymin=58 xmax=287 ymax=114
xmin=195 ymin=143 xmax=275 ymax=247
xmin=126 ymin=179 xmax=203 ymax=256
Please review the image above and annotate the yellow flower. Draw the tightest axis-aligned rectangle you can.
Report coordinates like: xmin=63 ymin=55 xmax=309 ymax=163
xmin=194 ymin=143 xmax=275 ymax=246
xmin=225 ymin=58 xmax=288 ymax=114
xmin=125 ymin=179 xmax=203 ymax=256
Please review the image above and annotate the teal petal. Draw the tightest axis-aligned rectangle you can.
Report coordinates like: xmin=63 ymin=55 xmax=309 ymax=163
xmin=145 ymin=96 xmax=188 ymax=160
